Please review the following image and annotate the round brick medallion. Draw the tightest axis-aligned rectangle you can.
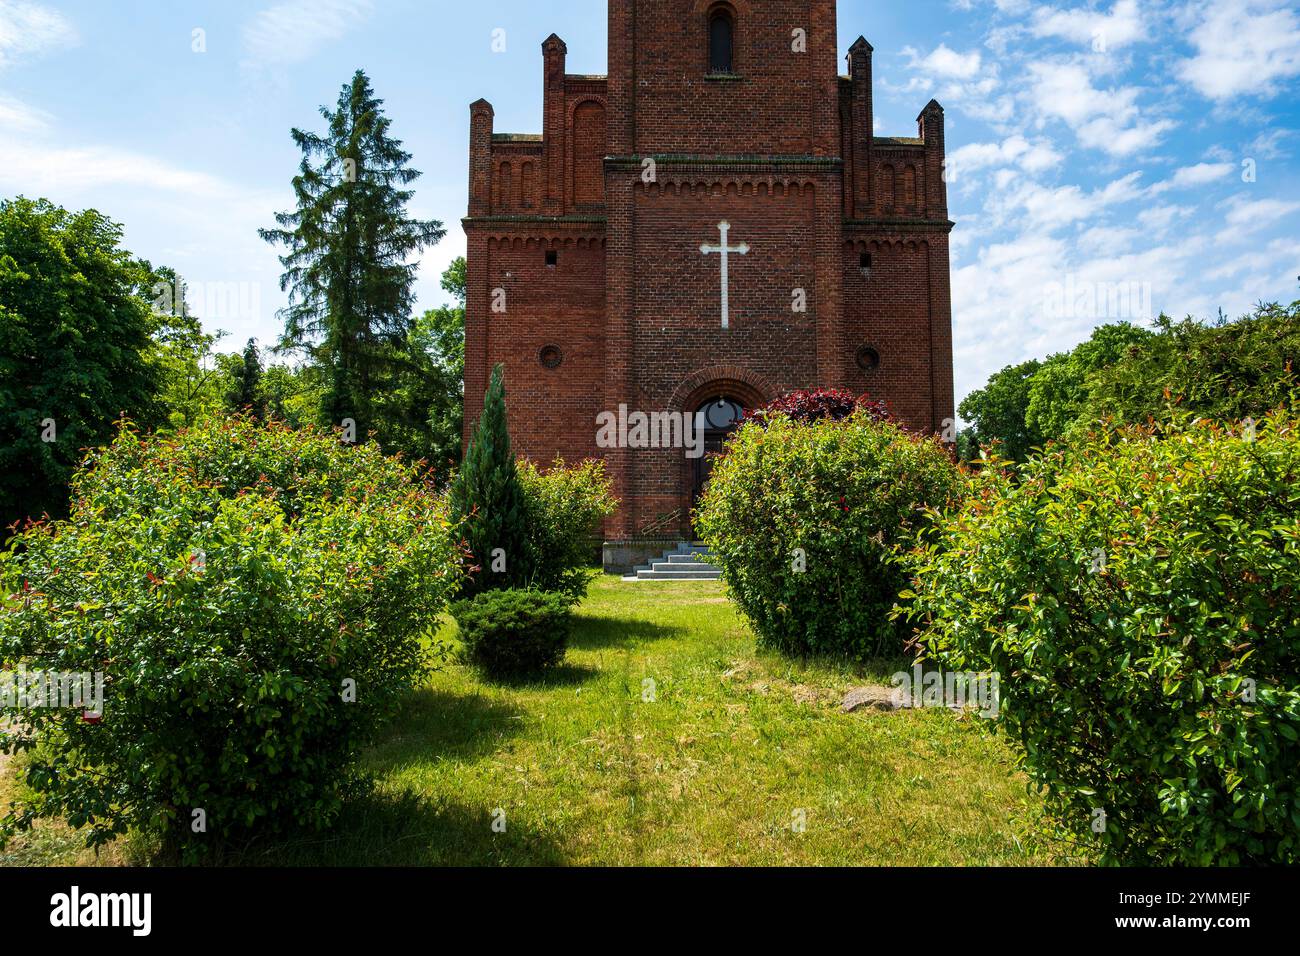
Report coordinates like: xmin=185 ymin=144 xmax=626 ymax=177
xmin=539 ymin=344 xmax=563 ymax=369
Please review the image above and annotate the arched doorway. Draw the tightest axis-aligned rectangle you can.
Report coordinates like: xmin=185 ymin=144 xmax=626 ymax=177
xmin=691 ymin=395 xmax=745 ymax=516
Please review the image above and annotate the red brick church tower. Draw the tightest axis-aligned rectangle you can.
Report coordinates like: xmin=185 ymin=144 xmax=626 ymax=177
xmin=463 ymin=0 xmax=954 ymax=571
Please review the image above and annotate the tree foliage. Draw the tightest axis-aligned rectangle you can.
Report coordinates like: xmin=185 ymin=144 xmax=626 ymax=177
xmin=1084 ymin=302 xmax=1300 ymax=428
xmin=225 ymin=338 xmax=266 ymax=418
xmin=0 ymin=198 xmax=162 ymax=530
xmin=957 ymin=359 xmax=1043 ymax=463
xmin=959 ymin=302 xmax=1299 ymax=461
xmin=374 ymin=257 xmax=466 ymax=475
xmin=138 ymin=265 xmax=237 ymax=431
xmin=1024 ymin=322 xmax=1153 ymax=441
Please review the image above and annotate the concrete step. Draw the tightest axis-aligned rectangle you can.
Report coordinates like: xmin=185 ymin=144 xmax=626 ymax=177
xmin=664 ymin=552 xmax=717 ymax=564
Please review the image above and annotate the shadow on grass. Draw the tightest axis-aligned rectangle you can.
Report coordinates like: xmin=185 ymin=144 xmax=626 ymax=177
xmin=567 ymin=615 xmax=686 ymax=651
xmin=474 ymin=660 xmax=601 ymax=690
xmin=220 ymin=788 xmax=567 ymax=866
xmin=366 ymin=687 xmax=524 ymax=764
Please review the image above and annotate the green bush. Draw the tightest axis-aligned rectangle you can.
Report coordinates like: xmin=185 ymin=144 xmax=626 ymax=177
xmin=694 ymin=410 xmax=961 ymax=658
xmin=905 ymin=410 xmax=1300 ymax=864
xmin=518 ymin=458 xmax=617 ymax=603
xmin=0 ymin=415 xmax=462 ymax=860
xmin=451 ymin=588 xmax=572 ymax=677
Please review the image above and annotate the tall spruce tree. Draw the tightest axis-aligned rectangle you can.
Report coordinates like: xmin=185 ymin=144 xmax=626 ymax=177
xmin=260 ymin=69 xmax=445 ymax=439
xmin=449 ymin=365 xmax=532 ymax=597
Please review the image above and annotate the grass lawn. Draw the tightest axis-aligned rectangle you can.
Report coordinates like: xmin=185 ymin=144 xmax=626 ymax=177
xmin=2 ymin=576 xmax=1061 ymax=866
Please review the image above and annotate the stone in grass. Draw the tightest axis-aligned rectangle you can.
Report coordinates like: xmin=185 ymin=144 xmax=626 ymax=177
xmin=841 ymin=685 xmax=909 ymax=713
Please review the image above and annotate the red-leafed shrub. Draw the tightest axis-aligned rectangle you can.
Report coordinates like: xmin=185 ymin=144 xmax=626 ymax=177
xmin=747 ymin=388 xmax=892 ymax=427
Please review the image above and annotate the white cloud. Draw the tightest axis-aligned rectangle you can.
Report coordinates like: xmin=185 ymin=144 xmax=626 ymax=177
xmin=904 ymin=43 xmax=983 ymax=79
xmin=1221 ymin=195 xmax=1300 ymax=232
xmin=0 ymin=93 xmax=49 ymax=130
xmin=1028 ymin=60 xmax=1176 ymax=155
xmin=1176 ymin=0 xmax=1300 ymax=100
xmin=242 ymin=0 xmax=373 ymax=68
xmin=1244 ymin=129 xmax=1291 ymax=161
xmin=1030 ymin=0 xmax=1146 ymax=51
xmin=952 ymin=223 xmax=1208 ymax=403
xmin=899 ymin=42 xmax=1012 ymax=124
xmin=0 ymin=0 xmax=76 ymax=67
xmin=990 ymin=171 xmax=1146 ymax=233
xmin=1076 ymin=223 xmax=1143 ymax=256
xmin=0 ymin=138 xmax=230 ymax=195
xmin=1150 ymin=161 xmax=1234 ymax=194
xmin=1136 ymin=204 xmax=1193 ymax=234
xmin=948 ymin=134 xmax=1063 ymax=180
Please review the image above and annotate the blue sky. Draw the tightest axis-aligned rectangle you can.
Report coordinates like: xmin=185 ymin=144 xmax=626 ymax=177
xmin=1 ymin=0 xmax=1297 ymax=405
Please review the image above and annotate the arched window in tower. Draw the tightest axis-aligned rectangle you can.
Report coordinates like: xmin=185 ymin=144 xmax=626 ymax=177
xmin=880 ymin=164 xmax=895 ymax=210
xmin=903 ymin=165 xmax=917 ymax=209
xmin=708 ymin=6 xmax=735 ymax=74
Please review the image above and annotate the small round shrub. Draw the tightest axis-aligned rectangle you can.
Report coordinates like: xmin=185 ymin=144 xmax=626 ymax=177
xmin=694 ymin=410 xmax=961 ymax=658
xmin=0 ymin=415 xmax=462 ymax=860
xmin=451 ymin=588 xmax=572 ymax=677
xmin=905 ymin=410 xmax=1300 ymax=864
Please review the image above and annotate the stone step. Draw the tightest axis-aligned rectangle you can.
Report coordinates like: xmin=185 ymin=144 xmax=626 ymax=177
xmin=651 ymin=561 xmax=721 ymax=573
xmin=635 ymin=568 xmax=722 ymax=580
xmin=623 ymin=544 xmax=723 ymax=581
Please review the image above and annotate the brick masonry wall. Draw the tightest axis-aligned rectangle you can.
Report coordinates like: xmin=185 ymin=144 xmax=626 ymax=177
xmin=466 ymin=232 xmax=607 ymax=467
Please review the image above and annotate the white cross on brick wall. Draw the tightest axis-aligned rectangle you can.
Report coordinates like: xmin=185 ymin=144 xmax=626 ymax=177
xmin=699 ymin=220 xmax=749 ymax=329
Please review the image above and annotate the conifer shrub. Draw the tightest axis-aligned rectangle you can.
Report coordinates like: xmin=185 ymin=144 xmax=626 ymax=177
xmin=449 ymin=364 xmax=533 ymax=598
xmin=450 ymin=588 xmax=572 ymax=677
